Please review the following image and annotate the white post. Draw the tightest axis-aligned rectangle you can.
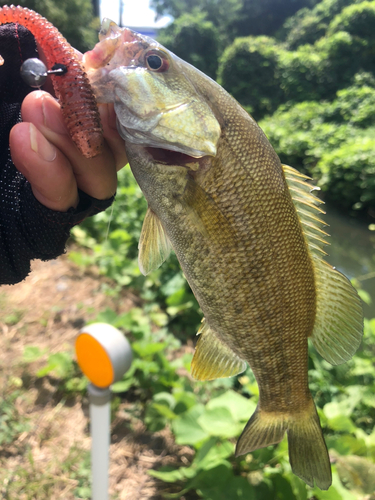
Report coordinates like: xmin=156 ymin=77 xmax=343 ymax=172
xmin=76 ymin=324 xmax=133 ymax=500
xmin=88 ymin=384 xmax=111 ymax=500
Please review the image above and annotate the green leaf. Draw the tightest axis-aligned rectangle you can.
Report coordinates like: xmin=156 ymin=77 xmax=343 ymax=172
xmin=92 ymin=308 xmax=118 ymax=325
xmin=198 ymin=407 xmax=242 ymax=438
xmin=206 ymin=390 xmax=256 ymax=422
xmin=173 ymin=391 xmax=198 ymax=414
xmin=132 ymin=341 xmax=167 ymax=357
xmin=326 ymin=434 xmax=367 ymax=456
xmin=199 ymin=475 xmax=256 ymax=500
xmin=328 ymin=415 xmax=356 ymax=433
xmin=111 ymin=379 xmax=133 ymax=393
xmin=187 ymin=463 xmax=256 ymax=500
xmin=36 ymin=352 xmax=73 ymax=378
xmin=172 ymin=404 xmax=209 ymax=445
xmin=152 ymin=403 xmax=177 ymax=420
xmin=153 ymin=392 xmax=176 ymax=408
xmin=23 ymin=346 xmax=46 ymax=363
xmin=313 ymin=471 xmax=357 ymax=500
xmin=193 ymin=437 xmax=234 ymax=471
xmin=148 ymin=466 xmax=188 ymax=482
xmin=269 ymin=473 xmax=298 ymax=500
xmin=358 ymin=289 xmax=372 ymax=305
xmin=323 ymin=401 xmax=357 ymax=432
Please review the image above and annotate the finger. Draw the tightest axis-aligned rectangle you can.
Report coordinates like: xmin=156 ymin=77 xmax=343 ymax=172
xmin=21 ymin=91 xmax=118 ymax=200
xmin=98 ymin=102 xmax=128 ymax=171
xmin=9 ymin=121 xmax=79 ymax=211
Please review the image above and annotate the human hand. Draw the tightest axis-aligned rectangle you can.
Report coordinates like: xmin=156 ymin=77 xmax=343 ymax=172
xmin=9 ymin=91 xmax=128 ymax=212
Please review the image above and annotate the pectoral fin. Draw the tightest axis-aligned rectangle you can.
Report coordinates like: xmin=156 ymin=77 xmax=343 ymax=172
xmin=138 ymin=208 xmax=171 ymax=275
xmin=191 ymin=319 xmax=247 ymax=380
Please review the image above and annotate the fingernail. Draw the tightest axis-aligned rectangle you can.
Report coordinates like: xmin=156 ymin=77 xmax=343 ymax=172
xmin=41 ymin=94 xmax=68 ymax=135
xmin=29 ymin=123 xmax=57 ymax=162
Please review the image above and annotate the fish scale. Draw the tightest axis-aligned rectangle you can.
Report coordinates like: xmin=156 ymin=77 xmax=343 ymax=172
xmin=83 ymin=20 xmax=363 ymax=490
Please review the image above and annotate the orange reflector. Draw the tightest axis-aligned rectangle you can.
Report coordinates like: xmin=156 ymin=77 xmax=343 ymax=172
xmin=75 ymin=333 xmax=114 ymax=388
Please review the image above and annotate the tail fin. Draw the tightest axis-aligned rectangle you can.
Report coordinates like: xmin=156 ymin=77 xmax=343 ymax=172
xmin=288 ymin=403 xmax=332 ymax=490
xmin=235 ymin=406 xmax=287 ymax=455
xmin=235 ymin=402 xmax=332 ymax=490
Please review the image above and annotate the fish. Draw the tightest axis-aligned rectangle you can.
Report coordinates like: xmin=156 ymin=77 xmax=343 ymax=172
xmin=83 ymin=19 xmax=364 ymax=490
xmin=0 ymin=5 xmax=103 ymax=158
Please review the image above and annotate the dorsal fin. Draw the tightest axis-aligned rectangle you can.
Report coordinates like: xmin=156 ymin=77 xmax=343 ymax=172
xmin=283 ymin=165 xmax=363 ymax=365
xmin=283 ymin=165 xmax=329 ymax=258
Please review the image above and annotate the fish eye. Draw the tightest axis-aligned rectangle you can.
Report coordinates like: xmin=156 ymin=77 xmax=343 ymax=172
xmin=145 ymin=50 xmax=169 ymax=72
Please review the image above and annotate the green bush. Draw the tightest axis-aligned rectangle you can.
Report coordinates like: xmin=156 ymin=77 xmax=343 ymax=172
xmin=158 ymin=11 xmax=221 ymax=79
xmin=279 ymin=31 xmax=368 ymax=103
xmin=282 ymin=0 xmax=363 ymax=48
xmin=278 ymin=45 xmax=325 ymax=102
xmin=317 ymin=136 xmax=375 ymax=211
xmin=260 ymin=73 xmax=375 ymax=211
xmin=218 ymin=36 xmax=284 ymax=118
xmin=284 ymin=11 xmax=327 ymax=49
xmin=329 ymin=1 xmax=375 ymax=41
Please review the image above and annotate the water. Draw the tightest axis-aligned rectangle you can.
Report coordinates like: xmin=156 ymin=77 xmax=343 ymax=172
xmin=323 ymin=204 xmax=375 ymax=319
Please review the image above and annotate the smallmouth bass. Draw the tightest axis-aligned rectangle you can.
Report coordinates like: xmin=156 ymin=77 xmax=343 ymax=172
xmin=84 ymin=20 xmax=363 ymax=490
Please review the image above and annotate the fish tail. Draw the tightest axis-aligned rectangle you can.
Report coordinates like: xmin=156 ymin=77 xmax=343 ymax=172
xmin=287 ymin=400 xmax=332 ymax=490
xmin=235 ymin=400 xmax=332 ymax=490
xmin=235 ymin=405 xmax=287 ymax=456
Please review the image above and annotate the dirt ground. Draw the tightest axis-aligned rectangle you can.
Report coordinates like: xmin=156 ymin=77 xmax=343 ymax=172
xmin=0 ymin=254 xmax=194 ymax=500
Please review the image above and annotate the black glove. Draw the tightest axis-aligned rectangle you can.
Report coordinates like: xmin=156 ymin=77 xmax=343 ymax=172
xmin=0 ymin=23 xmax=113 ymax=285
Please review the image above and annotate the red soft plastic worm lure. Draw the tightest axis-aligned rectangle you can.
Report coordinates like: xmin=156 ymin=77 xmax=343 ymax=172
xmin=0 ymin=4 xmax=103 ymax=158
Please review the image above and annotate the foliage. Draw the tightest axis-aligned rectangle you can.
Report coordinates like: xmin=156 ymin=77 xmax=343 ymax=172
xmin=144 ymin=312 xmax=375 ymax=500
xmin=232 ymin=0 xmax=320 ymax=38
xmin=282 ymin=0 xmax=364 ymax=48
xmin=70 ymin=166 xmax=201 ymax=337
xmin=155 ymin=0 xmax=321 ymax=79
xmin=0 ymin=445 xmax=92 ymax=499
xmin=152 ymin=0 xmax=243 ymax=39
xmin=152 ymin=0 xmax=319 ymax=38
xmin=0 ymin=391 xmax=30 ymax=446
xmin=2 ymin=0 xmax=100 ymax=52
xmin=158 ymin=11 xmax=221 ymax=79
xmin=22 ymin=345 xmax=88 ymax=394
xmin=19 ymin=290 xmax=375 ymax=499
xmin=219 ymin=2 xmax=375 ymax=120
xmin=260 ymin=73 xmax=375 ymax=211
xmin=218 ymin=36 xmax=284 ymax=118
xmin=328 ymin=1 xmax=375 ymax=40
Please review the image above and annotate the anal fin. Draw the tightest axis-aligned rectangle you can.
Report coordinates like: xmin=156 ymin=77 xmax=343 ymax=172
xmin=191 ymin=319 xmax=247 ymax=380
xmin=138 ymin=207 xmax=171 ymax=276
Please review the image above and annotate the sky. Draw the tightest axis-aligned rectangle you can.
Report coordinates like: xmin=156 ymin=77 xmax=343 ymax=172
xmin=100 ymin=0 xmax=172 ymax=28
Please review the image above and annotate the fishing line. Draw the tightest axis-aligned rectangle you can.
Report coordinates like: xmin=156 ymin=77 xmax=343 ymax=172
xmin=105 ymin=201 xmax=115 ymax=242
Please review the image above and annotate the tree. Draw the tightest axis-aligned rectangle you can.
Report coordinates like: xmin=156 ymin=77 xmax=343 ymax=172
xmin=152 ymin=0 xmax=321 ymax=38
xmin=232 ymin=0 xmax=320 ymax=37
xmin=283 ymin=0 xmax=364 ymax=48
xmin=158 ymin=11 xmax=221 ymax=79
xmin=1 ymin=0 xmax=100 ymax=52
xmin=218 ymin=36 xmax=284 ymax=118
xmin=154 ymin=0 xmax=243 ymax=47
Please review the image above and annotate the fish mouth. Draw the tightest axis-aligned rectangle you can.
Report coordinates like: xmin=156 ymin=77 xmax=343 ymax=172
xmin=147 ymin=147 xmax=207 ymax=169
